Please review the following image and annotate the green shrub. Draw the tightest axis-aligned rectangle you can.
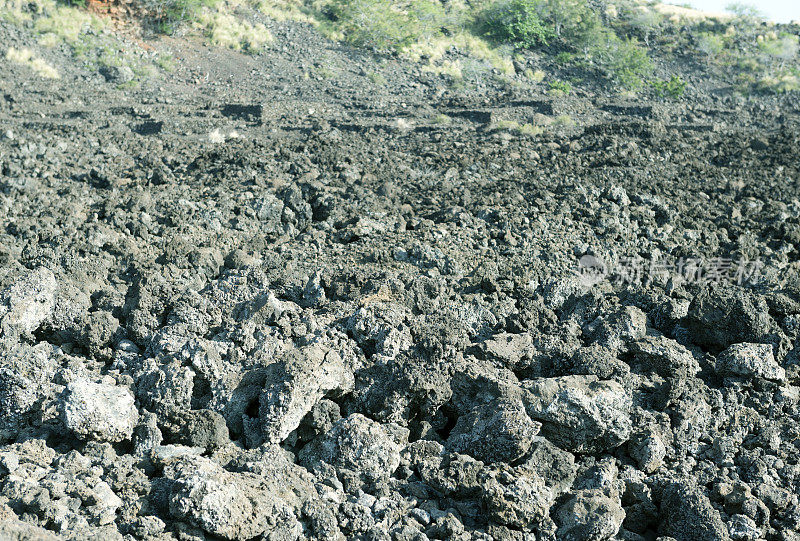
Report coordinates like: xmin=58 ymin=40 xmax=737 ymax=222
xmin=328 ymin=0 xmax=449 ymax=51
xmin=590 ymin=33 xmax=653 ymax=90
xmin=156 ymin=0 xmax=219 ymax=34
xmin=623 ymin=7 xmax=662 ymax=46
xmin=554 ymin=51 xmax=574 ymax=63
xmin=478 ymin=0 xmax=604 ymax=49
xmin=548 ymin=79 xmax=571 ymax=94
xmin=480 ymin=0 xmax=554 ymax=48
xmin=540 ymin=0 xmax=601 ymax=45
xmin=696 ymin=31 xmax=725 ymax=59
xmin=652 ymin=75 xmax=687 ymax=98
xmin=758 ymin=32 xmax=799 ymax=63
xmin=725 ymin=2 xmax=763 ymax=20
xmin=757 ymin=72 xmax=800 ymax=93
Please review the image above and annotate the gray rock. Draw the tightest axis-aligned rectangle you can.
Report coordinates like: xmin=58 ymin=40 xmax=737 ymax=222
xmin=135 ymin=358 xmax=195 ymax=415
xmin=628 ymin=432 xmax=666 ymax=474
xmin=629 ymin=335 xmax=701 ymax=379
xmin=300 ymin=413 xmax=401 ymax=482
xmin=260 ymin=344 xmax=354 ymax=443
xmin=346 ymin=303 xmax=412 ymax=362
xmin=523 ymin=375 xmax=632 ymax=453
xmin=0 ymin=510 xmax=60 ymax=540
xmin=60 ymin=379 xmax=138 ymax=442
xmin=0 ymin=342 xmax=56 ymax=433
xmin=479 ymin=332 xmax=533 ymax=370
xmin=727 ymin=514 xmax=761 ymax=541
xmin=446 ymin=398 xmax=540 ymax=464
xmin=0 ymin=267 xmax=56 ymax=337
xmin=166 ymin=454 xmax=308 ymax=540
xmin=687 ymin=285 xmax=778 ymax=351
xmin=716 ymin=343 xmax=785 ymax=381
xmin=481 ymin=465 xmax=555 ymax=533
xmin=521 ymin=437 xmax=577 ymax=494
xmin=162 ymin=408 xmax=229 ymax=450
xmin=586 ymin=306 xmax=647 ymax=351
xmin=659 ymin=481 xmax=730 ymax=541
xmin=99 ymin=64 xmax=135 ymax=84
xmin=555 ymin=489 xmax=625 ymax=541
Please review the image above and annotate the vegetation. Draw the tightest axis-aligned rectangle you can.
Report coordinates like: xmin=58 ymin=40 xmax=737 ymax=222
xmin=590 ymin=34 xmax=653 ymax=90
xmin=652 ymin=75 xmax=687 ymax=98
xmin=1 ymin=0 xmax=797 ymax=96
xmin=156 ymin=0 xmax=218 ymax=34
xmin=480 ymin=0 xmax=554 ymax=48
xmin=6 ymin=46 xmax=59 ymax=78
xmin=548 ymin=79 xmax=571 ymax=95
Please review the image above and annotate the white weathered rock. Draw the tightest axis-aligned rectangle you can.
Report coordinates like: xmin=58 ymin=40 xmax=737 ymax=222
xmin=300 ymin=413 xmax=401 ymax=482
xmin=260 ymin=344 xmax=353 ymax=443
xmin=523 ymin=375 xmax=632 ymax=453
xmin=446 ymin=398 xmax=540 ymax=464
xmin=0 ymin=267 xmax=57 ymax=336
xmin=555 ymin=489 xmax=625 ymax=541
xmin=166 ymin=452 xmax=311 ymax=540
xmin=716 ymin=343 xmax=785 ymax=382
xmin=60 ymin=379 xmax=138 ymax=442
xmin=0 ymin=342 xmax=56 ymax=431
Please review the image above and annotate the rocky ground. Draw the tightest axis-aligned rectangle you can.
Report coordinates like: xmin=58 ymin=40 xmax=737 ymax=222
xmin=2 ymin=8 xmax=800 ymax=541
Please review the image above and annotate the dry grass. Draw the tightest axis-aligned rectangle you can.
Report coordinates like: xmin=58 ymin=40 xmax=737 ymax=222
xmin=6 ymin=47 xmax=59 ymax=78
xmin=196 ymin=8 xmax=274 ymax=51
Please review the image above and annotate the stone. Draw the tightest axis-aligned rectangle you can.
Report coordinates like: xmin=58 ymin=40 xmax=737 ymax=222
xmin=628 ymin=335 xmax=701 ymax=379
xmin=687 ymin=285 xmax=777 ymax=351
xmin=716 ymin=343 xmax=785 ymax=382
xmin=481 ymin=465 xmax=555 ymax=533
xmin=0 ymin=342 xmax=56 ymax=432
xmin=166 ymin=454 xmax=307 ymax=540
xmin=60 ymin=379 xmax=138 ymax=442
xmin=727 ymin=514 xmax=761 ymax=541
xmin=523 ymin=375 xmax=632 ymax=453
xmin=629 ymin=432 xmax=666 ymax=474
xmin=162 ymin=409 xmax=229 ymax=450
xmin=99 ymin=64 xmax=135 ymax=84
xmin=586 ymin=306 xmax=647 ymax=351
xmin=446 ymin=398 xmax=540 ymax=464
xmin=479 ymin=332 xmax=533 ymax=370
xmin=260 ymin=344 xmax=354 ymax=443
xmin=521 ymin=437 xmax=577 ymax=494
xmin=300 ymin=413 xmax=401 ymax=482
xmin=555 ymin=489 xmax=625 ymax=541
xmin=0 ymin=267 xmax=57 ymax=337
xmin=659 ymin=481 xmax=730 ymax=541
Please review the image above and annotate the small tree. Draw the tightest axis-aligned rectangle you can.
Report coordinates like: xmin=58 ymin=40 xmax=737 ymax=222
xmin=480 ymin=0 xmax=555 ymax=48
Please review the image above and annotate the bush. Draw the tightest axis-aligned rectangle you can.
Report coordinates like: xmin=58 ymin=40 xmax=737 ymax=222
xmin=590 ymin=33 xmax=653 ymax=90
xmin=623 ymin=7 xmax=662 ymax=46
xmin=548 ymin=79 xmax=571 ymax=94
xmin=480 ymin=0 xmax=554 ymax=48
xmin=757 ymin=73 xmax=800 ymax=93
xmin=696 ymin=31 xmax=725 ymax=59
xmin=652 ymin=75 xmax=687 ymax=98
xmin=328 ymin=0 xmax=449 ymax=51
xmin=155 ymin=0 xmax=219 ymax=34
xmin=539 ymin=0 xmax=601 ymax=44
xmin=758 ymin=32 xmax=799 ymax=63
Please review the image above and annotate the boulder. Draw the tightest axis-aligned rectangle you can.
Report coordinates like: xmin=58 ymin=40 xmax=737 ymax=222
xmin=446 ymin=398 xmax=540 ymax=464
xmin=523 ymin=375 xmax=632 ymax=453
xmin=716 ymin=343 xmax=785 ymax=382
xmin=260 ymin=344 xmax=353 ymax=443
xmin=300 ymin=413 xmax=401 ymax=482
xmin=60 ymin=379 xmax=138 ymax=442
